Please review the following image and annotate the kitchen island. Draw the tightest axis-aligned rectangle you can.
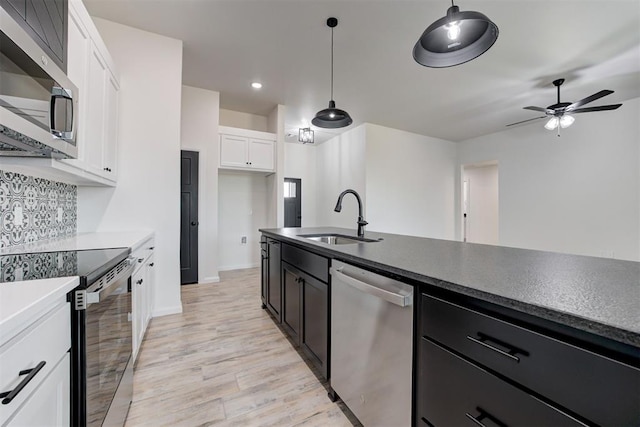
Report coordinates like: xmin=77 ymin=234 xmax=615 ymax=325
xmin=260 ymin=226 xmax=640 ymax=426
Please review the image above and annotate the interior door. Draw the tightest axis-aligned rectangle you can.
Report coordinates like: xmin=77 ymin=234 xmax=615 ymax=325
xmin=180 ymin=150 xmax=199 ymax=285
xmin=284 ymin=178 xmax=302 ymax=227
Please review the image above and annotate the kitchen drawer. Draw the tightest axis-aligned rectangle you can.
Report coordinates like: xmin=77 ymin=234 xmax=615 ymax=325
xmin=133 ymin=239 xmax=155 ymax=271
xmin=418 ymin=337 xmax=581 ymax=426
xmin=0 ymin=302 xmax=71 ymax=425
xmin=281 ymin=243 xmax=329 ymax=283
xmin=421 ymin=294 xmax=640 ymax=426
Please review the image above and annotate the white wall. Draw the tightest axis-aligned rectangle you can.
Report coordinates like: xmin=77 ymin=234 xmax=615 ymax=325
xmin=458 ymin=97 xmax=640 ymax=261
xmin=284 ymin=142 xmax=317 ymax=227
xmin=77 ymin=19 xmax=183 ymax=316
xmin=219 ymin=109 xmax=268 ymax=132
xmin=365 ymin=123 xmax=457 ymax=239
xmin=315 ymin=125 xmax=367 ymax=228
xmin=218 ymin=172 xmax=268 ymax=270
xmin=463 ymin=164 xmax=499 ymax=245
xmin=180 ymin=85 xmax=220 ymax=283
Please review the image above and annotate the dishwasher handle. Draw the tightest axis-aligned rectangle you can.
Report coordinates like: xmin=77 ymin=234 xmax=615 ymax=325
xmin=331 ymin=267 xmax=412 ymax=307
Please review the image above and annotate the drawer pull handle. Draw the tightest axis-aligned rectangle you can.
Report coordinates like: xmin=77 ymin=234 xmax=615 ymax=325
xmin=465 ymin=408 xmax=506 ymax=427
xmin=0 ymin=361 xmax=46 ymax=404
xmin=466 ymin=333 xmax=522 ymax=362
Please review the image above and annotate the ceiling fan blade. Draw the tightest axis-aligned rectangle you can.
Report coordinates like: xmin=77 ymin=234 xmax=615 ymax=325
xmin=523 ymin=106 xmax=552 ymax=113
xmin=566 ymin=90 xmax=614 ymax=111
xmin=570 ymin=104 xmax=622 ymax=113
xmin=506 ymin=116 xmax=547 ymax=127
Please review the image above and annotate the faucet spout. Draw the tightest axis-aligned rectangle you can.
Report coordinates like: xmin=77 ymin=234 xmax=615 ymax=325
xmin=334 ymin=189 xmax=368 ymax=237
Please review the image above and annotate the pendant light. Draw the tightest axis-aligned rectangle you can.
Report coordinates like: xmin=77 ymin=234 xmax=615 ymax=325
xmin=413 ymin=1 xmax=499 ymax=68
xmin=312 ymin=17 xmax=353 ymax=129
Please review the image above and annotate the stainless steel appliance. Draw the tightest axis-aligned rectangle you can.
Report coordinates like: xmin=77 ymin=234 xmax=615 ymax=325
xmin=0 ymin=5 xmax=78 ymax=158
xmin=0 ymin=248 xmax=135 ymax=426
xmin=330 ymin=260 xmax=414 ymax=427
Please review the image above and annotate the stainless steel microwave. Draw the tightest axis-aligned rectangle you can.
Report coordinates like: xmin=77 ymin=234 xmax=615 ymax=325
xmin=0 ymin=5 xmax=78 ymax=159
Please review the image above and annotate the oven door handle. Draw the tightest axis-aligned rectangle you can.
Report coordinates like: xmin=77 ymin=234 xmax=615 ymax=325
xmin=85 ymin=257 xmax=136 ymax=306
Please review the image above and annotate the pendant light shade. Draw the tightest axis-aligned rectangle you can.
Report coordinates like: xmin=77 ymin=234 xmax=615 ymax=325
xmin=413 ymin=2 xmax=499 ymax=68
xmin=313 ymin=17 xmax=352 ymax=129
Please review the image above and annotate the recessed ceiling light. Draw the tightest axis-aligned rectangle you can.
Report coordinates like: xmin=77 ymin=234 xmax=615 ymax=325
xmin=251 ymin=82 xmax=262 ymax=89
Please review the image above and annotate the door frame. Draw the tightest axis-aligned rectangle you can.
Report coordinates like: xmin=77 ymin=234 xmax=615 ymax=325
xmin=284 ymin=177 xmax=302 ymax=227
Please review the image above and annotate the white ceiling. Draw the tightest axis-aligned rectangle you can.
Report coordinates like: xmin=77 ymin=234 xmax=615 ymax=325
xmin=84 ymin=0 xmax=640 ymax=143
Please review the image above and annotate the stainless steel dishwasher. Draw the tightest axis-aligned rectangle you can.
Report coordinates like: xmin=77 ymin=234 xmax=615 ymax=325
xmin=330 ymin=260 xmax=414 ymax=427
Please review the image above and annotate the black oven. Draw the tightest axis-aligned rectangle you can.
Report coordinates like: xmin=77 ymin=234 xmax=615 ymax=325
xmin=72 ymin=253 xmax=136 ymax=427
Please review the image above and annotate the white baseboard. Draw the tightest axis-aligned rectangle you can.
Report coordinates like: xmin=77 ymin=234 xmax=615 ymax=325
xmin=200 ymin=275 xmax=220 ymax=284
xmin=218 ymin=263 xmax=259 ymax=272
xmin=152 ymin=304 xmax=183 ymax=318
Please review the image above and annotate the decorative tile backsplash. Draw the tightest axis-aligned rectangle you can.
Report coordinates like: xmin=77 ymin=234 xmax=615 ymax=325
xmin=0 ymin=251 xmax=78 ymax=282
xmin=0 ymin=171 xmax=77 ymax=248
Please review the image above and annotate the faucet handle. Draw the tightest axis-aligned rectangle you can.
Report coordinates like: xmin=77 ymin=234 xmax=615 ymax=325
xmin=358 ymin=219 xmax=368 ymax=226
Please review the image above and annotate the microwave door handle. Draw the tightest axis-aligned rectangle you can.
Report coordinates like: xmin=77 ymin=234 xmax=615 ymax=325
xmin=50 ymin=87 xmax=73 ymax=139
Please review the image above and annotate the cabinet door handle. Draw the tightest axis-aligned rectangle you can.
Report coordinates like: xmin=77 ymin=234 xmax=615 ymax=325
xmin=137 ymin=279 xmax=143 ymax=285
xmin=466 ymin=333 xmax=523 ymax=362
xmin=138 ymin=258 xmax=144 ymax=263
xmin=149 ymin=263 xmax=154 ymax=267
xmin=0 ymin=361 xmax=46 ymax=404
xmin=465 ymin=408 xmax=506 ymax=427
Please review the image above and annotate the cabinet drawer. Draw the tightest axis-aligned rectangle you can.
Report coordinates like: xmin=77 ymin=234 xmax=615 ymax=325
xmin=418 ymin=337 xmax=581 ymax=426
xmin=0 ymin=303 xmax=70 ymax=424
xmin=281 ymin=243 xmax=329 ymax=283
xmin=421 ymin=294 xmax=640 ymax=426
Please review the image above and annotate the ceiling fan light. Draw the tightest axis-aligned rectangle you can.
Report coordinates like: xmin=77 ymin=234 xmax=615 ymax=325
xmin=560 ymin=115 xmax=575 ymax=128
xmin=413 ymin=4 xmax=499 ymax=68
xmin=544 ymin=117 xmax=559 ymax=130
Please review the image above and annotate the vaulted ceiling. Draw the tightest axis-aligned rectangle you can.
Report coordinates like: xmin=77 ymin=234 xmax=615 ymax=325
xmin=84 ymin=0 xmax=640 ymax=143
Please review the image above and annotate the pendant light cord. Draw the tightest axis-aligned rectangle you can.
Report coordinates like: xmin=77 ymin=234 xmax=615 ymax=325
xmin=330 ymin=25 xmax=334 ymax=101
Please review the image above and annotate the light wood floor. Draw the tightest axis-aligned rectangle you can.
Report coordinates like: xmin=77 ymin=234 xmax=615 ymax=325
xmin=125 ymin=268 xmax=358 ymax=426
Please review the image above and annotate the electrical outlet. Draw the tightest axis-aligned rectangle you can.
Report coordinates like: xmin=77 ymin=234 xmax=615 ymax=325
xmin=241 ymin=236 xmax=247 ymax=244
xmin=13 ymin=205 xmax=23 ymax=226
xmin=57 ymin=207 xmax=63 ymax=222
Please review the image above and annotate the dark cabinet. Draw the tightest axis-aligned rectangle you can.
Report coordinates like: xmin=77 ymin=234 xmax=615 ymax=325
xmin=279 ymin=242 xmax=330 ymax=380
xmin=260 ymin=237 xmax=268 ymax=308
xmin=282 ymin=262 xmax=302 ymax=343
xmin=1 ymin=0 xmax=68 ymax=71
xmin=301 ymin=273 xmax=328 ymax=378
xmin=417 ymin=292 xmax=640 ymax=426
xmin=266 ymin=238 xmax=281 ymax=321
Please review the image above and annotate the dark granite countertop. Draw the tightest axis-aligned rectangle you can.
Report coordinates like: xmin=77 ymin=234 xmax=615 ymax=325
xmin=260 ymin=227 xmax=640 ymax=348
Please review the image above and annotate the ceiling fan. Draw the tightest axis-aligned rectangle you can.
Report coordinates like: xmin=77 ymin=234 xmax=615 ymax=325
xmin=507 ymin=79 xmax=622 ymax=136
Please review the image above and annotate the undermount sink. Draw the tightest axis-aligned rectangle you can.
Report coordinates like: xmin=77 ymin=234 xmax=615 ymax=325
xmin=300 ymin=233 xmax=381 ymax=245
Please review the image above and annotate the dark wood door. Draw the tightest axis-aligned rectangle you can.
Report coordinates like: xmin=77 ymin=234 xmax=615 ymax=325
xmin=302 ymin=273 xmax=328 ymax=379
xmin=282 ymin=262 xmax=302 ymax=344
xmin=180 ymin=151 xmax=198 ymax=285
xmin=266 ymin=239 xmax=281 ymax=321
xmin=284 ymin=178 xmax=302 ymax=227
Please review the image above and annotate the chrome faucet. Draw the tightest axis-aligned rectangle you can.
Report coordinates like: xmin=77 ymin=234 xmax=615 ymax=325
xmin=334 ymin=189 xmax=368 ymax=237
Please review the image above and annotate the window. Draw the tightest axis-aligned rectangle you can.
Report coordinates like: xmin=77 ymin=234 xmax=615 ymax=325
xmin=284 ymin=181 xmax=297 ymax=198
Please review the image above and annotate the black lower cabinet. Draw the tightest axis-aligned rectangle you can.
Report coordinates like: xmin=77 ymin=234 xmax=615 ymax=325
xmin=418 ymin=338 xmax=580 ymax=426
xmin=279 ymin=242 xmax=330 ymax=380
xmin=260 ymin=237 xmax=268 ymax=308
xmin=282 ymin=262 xmax=302 ymax=343
xmin=266 ymin=238 xmax=281 ymax=321
xmin=301 ymin=274 xmax=328 ymax=379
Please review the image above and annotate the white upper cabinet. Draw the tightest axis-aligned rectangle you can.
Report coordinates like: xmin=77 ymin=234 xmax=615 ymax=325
xmin=61 ymin=0 xmax=119 ymax=184
xmin=219 ymin=126 xmax=276 ymax=172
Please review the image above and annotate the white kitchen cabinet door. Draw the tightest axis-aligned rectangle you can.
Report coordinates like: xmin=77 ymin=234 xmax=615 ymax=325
xmin=248 ymin=138 xmax=274 ymax=171
xmin=132 ymin=267 xmax=145 ymax=360
xmin=103 ymin=72 xmax=119 ymax=178
xmin=83 ymin=41 xmax=107 ymax=177
xmin=220 ymin=135 xmax=249 ymax=168
xmin=7 ymin=353 xmax=70 ymax=427
xmin=145 ymin=254 xmax=155 ymax=329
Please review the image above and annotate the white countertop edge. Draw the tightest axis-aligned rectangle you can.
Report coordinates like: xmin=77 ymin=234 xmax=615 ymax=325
xmin=0 ymin=276 xmax=79 ymax=346
xmin=0 ymin=231 xmax=155 ymax=255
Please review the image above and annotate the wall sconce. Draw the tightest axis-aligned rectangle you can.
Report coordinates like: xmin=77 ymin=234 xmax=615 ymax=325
xmin=298 ymin=127 xmax=314 ymax=144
